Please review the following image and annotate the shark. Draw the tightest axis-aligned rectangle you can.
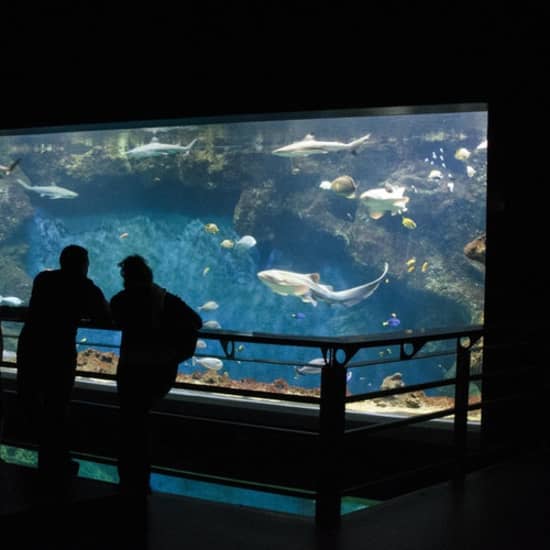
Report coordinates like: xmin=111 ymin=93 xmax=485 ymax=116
xmin=125 ymin=137 xmax=198 ymax=159
xmin=272 ymin=133 xmax=371 ymax=157
xmin=16 ymin=178 xmax=78 ymax=199
xmin=257 ymin=262 xmax=388 ymax=307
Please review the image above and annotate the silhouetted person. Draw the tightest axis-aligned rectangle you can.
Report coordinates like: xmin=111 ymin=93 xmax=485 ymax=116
xmin=110 ymin=255 xmax=202 ymax=498
xmin=16 ymin=245 xmax=110 ymax=489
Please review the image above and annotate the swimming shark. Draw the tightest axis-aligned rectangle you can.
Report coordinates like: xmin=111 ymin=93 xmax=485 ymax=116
xmin=16 ymin=178 xmax=78 ymax=199
xmin=272 ymin=133 xmax=371 ymax=157
xmin=257 ymin=262 xmax=388 ymax=307
xmin=125 ymin=137 xmax=198 ymax=159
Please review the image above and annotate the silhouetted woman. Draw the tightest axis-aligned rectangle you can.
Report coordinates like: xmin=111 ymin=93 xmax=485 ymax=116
xmin=111 ymin=255 xmax=202 ymax=497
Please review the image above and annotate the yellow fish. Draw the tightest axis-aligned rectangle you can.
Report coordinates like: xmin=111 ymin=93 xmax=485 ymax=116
xmin=220 ymin=239 xmax=234 ymax=249
xmin=407 ymin=265 xmax=415 ymax=273
xmin=406 ymin=258 xmax=416 ymax=266
xmin=204 ymin=223 xmax=219 ymax=234
xmin=202 ymin=266 xmax=210 ymax=276
xmin=421 ymin=261 xmax=429 ymax=272
xmin=402 ymin=217 xmax=417 ymax=229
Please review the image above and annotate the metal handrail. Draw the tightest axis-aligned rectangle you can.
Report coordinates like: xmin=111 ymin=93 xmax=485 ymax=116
xmin=1 ymin=305 xmax=485 ymax=527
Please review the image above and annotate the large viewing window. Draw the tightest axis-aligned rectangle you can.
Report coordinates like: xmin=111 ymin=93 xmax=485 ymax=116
xmin=0 ymin=104 xmax=487 ymax=420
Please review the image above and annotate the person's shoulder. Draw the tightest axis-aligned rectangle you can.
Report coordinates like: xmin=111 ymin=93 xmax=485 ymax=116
xmin=35 ymin=269 xmax=58 ymax=280
xmin=110 ymin=289 xmax=126 ymax=304
xmin=33 ymin=269 xmax=60 ymax=286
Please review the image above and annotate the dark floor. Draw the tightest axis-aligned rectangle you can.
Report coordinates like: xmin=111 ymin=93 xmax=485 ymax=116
xmin=1 ymin=449 xmax=548 ymax=550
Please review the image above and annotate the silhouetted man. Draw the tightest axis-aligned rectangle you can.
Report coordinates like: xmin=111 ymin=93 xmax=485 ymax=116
xmin=16 ymin=245 xmax=110 ymax=488
xmin=110 ymin=255 xmax=202 ymax=498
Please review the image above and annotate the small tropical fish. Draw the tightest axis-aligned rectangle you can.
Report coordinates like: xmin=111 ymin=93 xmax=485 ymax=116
xmin=295 ymin=358 xmax=327 ymax=376
xmin=0 ymin=295 xmax=24 ymax=306
xmin=407 ymin=265 xmax=416 ymax=273
xmin=203 ymin=320 xmax=221 ymax=329
xmin=402 ymin=217 xmax=417 ymax=229
xmin=428 ymin=170 xmax=443 ymax=180
xmin=79 ymin=337 xmax=88 ymax=343
xmin=291 ymin=312 xmax=306 ymax=319
xmin=406 ymin=258 xmax=416 ymax=266
xmin=382 ymin=313 xmax=401 ymax=328
xmin=476 ymin=140 xmax=488 ymax=150
xmin=237 ymin=344 xmax=245 ymax=352
xmin=421 ymin=261 xmax=429 ymax=272
xmin=199 ymin=301 xmax=219 ymax=311
xmin=295 ymin=365 xmax=322 ymax=375
xmin=319 ymin=175 xmax=358 ymax=199
xmin=466 ymin=166 xmax=476 ymax=177
xmin=0 ymin=158 xmax=21 ymax=176
xmin=220 ymin=239 xmax=234 ymax=249
xmin=346 ymin=371 xmax=352 ymax=383
xmin=202 ymin=266 xmax=210 ymax=276
xmin=454 ymin=147 xmax=471 ymax=161
xmin=192 ymin=357 xmax=224 ymax=371
xmin=234 ymin=235 xmax=257 ymax=250
xmin=204 ymin=223 xmax=219 ymax=234
xmin=119 ymin=232 xmax=129 ymax=239
xmin=195 ymin=339 xmax=207 ymax=349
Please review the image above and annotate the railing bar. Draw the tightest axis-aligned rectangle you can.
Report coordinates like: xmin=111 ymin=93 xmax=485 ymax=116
xmin=148 ymin=409 xmax=320 ymax=436
xmin=345 ymin=407 xmax=458 ymax=435
xmin=348 ymin=349 xmax=459 ymax=368
xmin=170 ymin=382 xmax=321 ymax=404
xmin=0 ymin=309 xmax=484 ymax=348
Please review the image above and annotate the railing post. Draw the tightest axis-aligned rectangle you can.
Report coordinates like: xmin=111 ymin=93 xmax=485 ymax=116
xmin=454 ymin=337 xmax=471 ymax=475
xmin=316 ymin=349 xmax=347 ymax=529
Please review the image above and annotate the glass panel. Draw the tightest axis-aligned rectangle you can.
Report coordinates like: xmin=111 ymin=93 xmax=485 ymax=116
xmin=0 ymin=105 xmax=487 ymax=341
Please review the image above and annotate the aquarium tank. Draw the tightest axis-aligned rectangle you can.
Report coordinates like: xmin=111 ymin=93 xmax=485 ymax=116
xmin=0 ymin=105 xmax=487 ymax=406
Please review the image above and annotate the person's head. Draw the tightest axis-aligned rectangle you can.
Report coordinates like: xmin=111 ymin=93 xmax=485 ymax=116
xmin=59 ymin=245 xmax=89 ymax=277
xmin=118 ymin=255 xmax=153 ymax=290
